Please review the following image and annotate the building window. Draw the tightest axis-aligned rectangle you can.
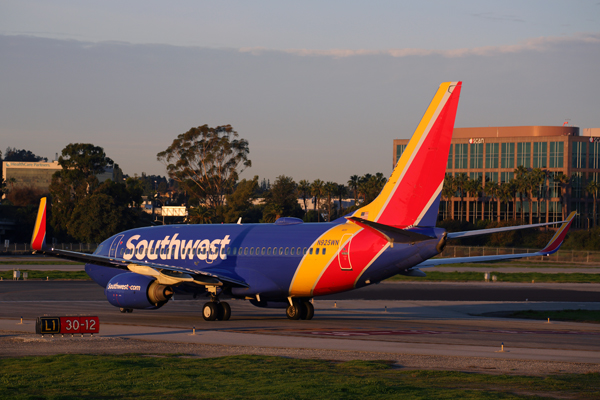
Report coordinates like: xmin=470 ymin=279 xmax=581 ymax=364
xmin=548 ymin=172 xmax=560 ymax=198
xmin=485 ymin=172 xmax=498 ymax=184
xmin=589 ymin=142 xmax=600 ymax=169
xmin=572 ymin=142 xmax=587 ymax=169
xmin=500 ymin=172 xmax=514 ymax=183
xmin=501 ymin=143 xmax=515 ymax=169
xmin=532 ymin=142 xmax=547 ymax=168
xmin=485 ymin=143 xmax=498 ymax=169
xmin=447 ymin=144 xmax=453 ymax=170
xmin=549 ymin=142 xmax=564 ymax=168
xmin=470 ymin=143 xmax=483 ymax=169
xmin=516 ymin=143 xmax=531 ymax=168
xmin=396 ymin=144 xmax=407 ymax=165
xmin=454 ymin=144 xmax=468 ymax=169
xmin=572 ymin=172 xmax=584 ymax=198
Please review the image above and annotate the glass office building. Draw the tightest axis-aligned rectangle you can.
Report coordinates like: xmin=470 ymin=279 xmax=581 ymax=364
xmin=393 ymin=126 xmax=600 ymax=229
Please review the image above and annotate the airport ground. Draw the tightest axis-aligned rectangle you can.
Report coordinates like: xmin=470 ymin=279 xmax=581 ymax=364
xmin=1 ymin=256 xmax=600 ymax=377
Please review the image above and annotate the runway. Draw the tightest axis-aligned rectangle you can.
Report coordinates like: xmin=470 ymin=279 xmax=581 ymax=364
xmin=1 ymin=280 xmax=600 ymax=373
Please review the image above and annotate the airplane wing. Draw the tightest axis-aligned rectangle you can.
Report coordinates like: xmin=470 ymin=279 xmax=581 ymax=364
xmin=31 ymin=198 xmax=248 ymax=288
xmin=416 ymin=212 xmax=576 ymax=268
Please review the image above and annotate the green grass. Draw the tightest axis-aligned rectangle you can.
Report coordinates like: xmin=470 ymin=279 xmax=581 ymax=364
xmin=0 ymin=270 xmax=91 ymax=280
xmin=509 ymin=309 xmax=600 ymax=324
xmin=387 ymin=271 xmax=600 ymax=283
xmin=0 ymin=261 xmax=84 ymax=265
xmin=0 ymin=354 xmax=598 ymax=399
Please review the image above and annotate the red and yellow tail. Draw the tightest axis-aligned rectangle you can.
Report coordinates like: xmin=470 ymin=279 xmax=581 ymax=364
xmin=352 ymin=81 xmax=462 ymax=227
xmin=31 ymin=197 xmax=47 ymax=251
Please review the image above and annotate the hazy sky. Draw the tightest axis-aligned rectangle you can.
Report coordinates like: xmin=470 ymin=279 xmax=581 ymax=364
xmin=1 ymin=1 xmax=599 ymax=183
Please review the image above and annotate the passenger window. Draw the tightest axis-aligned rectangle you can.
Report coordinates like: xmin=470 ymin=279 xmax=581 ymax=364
xmin=285 ymin=247 xmax=289 ymax=255
xmin=309 ymin=248 xmax=313 ymax=255
xmin=315 ymin=248 xmax=320 ymax=255
xmin=244 ymin=247 xmax=248 ymax=255
xmin=221 ymin=247 xmax=226 ymax=254
xmin=267 ymin=247 xmax=272 ymax=255
xmin=232 ymin=247 xmax=237 ymax=255
xmin=227 ymin=247 xmax=231 ymax=255
xmin=297 ymin=247 xmax=302 ymax=255
xmin=323 ymin=248 xmax=327 ymax=255
xmin=279 ymin=247 xmax=283 ymax=255
xmin=290 ymin=247 xmax=295 ymax=256
xmin=303 ymin=248 xmax=307 ymax=255
xmin=250 ymin=247 xmax=254 ymax=255
xmin=261 ymin=247 xmax=266 ymax=255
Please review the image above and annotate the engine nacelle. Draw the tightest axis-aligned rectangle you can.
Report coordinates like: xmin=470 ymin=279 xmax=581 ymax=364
xmin=105 ymin=273 xmax=173 ymax=310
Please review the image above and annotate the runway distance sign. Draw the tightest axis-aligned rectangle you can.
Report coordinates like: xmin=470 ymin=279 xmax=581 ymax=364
xmin=36 ymin=316 xmax=100 ymax=335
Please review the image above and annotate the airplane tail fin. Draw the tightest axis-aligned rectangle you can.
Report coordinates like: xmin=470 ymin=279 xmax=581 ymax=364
xmin=540 ymin=211 xmax=576 ymax=254
xmin=31 ymin=197 xmax=47 ymax=251
xmin=353 ymin=81 xmax=462 ymax=227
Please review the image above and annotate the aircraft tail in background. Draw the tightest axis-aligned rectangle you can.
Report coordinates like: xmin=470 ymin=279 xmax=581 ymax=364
xmin=31 ymin=197 xmax=47 ymax=251
xmin=353 ymin=81 xmax=462 ymax=228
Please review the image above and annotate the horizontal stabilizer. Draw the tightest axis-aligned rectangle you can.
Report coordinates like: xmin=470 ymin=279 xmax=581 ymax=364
xmin=347 ymin=216 xmax=433 ymax=245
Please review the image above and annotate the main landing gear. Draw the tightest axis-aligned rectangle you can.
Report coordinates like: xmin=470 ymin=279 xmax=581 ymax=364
xmin=286 ymin=299 xmax=314 ymax=320
xmin=202 ymin=301 xmax=231 ymax=321
xmin=119 ymin=308 xmax=133 ymax=313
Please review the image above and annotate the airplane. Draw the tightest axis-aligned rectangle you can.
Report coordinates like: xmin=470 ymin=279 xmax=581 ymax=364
xmin=31 ymin=81 xmax=576 ymax=321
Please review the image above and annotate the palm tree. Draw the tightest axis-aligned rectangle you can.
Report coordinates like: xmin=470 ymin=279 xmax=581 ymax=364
xmin=454 ymin=173 xmax=468 ymax=221
xmin=311 ymin=179 xmax=325 ymax=222
xmin=530 ymin=168 xmax=547 ymax=223
xmin=467 ymin=177 xmax=482 ymax=222
xmin=514 ymin=166 xmax=529 ymax=222
xmin=324 ymin=181 xmax=337 ymax=222
xmin=441 ymin=174 xmax=455 ymax=220
xmin=187 ymin=206 xmax=213 ymax=224
xmin=335 ymin=183 xmax=348 ymax=217
xmin=298 ymin=179 xmax=311 ymax=213
xmin=554 ymin=172 xmax=570 ymax=221
xmin=347 ymin=175 xmax=360 ymax=206
xmin=484 ymin=180 xmax=499 ymax=221
xmin=585 ymin=178 xmax=600 ymax=228
xmin=498 ymin=183 xmax=514 ymax=221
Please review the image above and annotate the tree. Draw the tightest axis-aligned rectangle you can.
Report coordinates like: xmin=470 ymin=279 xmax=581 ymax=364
xmin=441 ymin=174 xmax=455 ymax=219
xmin=484 ymin=180 xmax=499 ymax=221
xmin=157 ymin=125 xmax=251 ymax=210
xmin=311 ymin=179 xmax=325 ymax=222
xmin=263 ymin=175 xmax=300 ymax=222
xmin=530 ymin=168 xmax=547 ymax=224
xmin=347 ymin=175 xmax=360 ymax=205
xmin=49 ymin=143 xmax=114 ymax=237
xmin=298 ymin=179 xmax=311 ymax=213
xmin=498 ymin=182 xmax=514 ymax=221
xmin=586 ymin=178 xmax=600 ymax=228
xmin=454 ymin=173 xmax=468 ymax=221
xmin=467 ymin=176 xmax=483 ymax=222
xmin=554 ymin=172 xmax=570 ymax=221
xmin=514 ymin=166 xmax=529 ymax=222
xmin=188 ymin=206 xmax=213 ymax=224
xmin=324 ymin=181 xmax=337 ymax=222
xmin=335 ymin=183 xmax=348 ymax=218
xmin=223 ymin=176 xmax=260 ymax=223
xmin=4 ymin=147 xmax=47 ymax=162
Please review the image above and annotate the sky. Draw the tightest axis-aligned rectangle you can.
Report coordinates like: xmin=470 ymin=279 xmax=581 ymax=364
xmin=1 ymin=1 xmax=600 ymax=183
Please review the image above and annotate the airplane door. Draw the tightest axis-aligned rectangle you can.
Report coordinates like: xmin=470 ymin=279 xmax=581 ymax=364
xmin=108 ymin=235 xmax=124 ymax=258
xmin=338 ymin=234 xmax=353 ymax=271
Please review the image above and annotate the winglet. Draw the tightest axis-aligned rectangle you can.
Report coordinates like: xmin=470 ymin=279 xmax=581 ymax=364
xmin=540 ymin=211 xmax=576 ymax=255
xmin=31 ymin=197 xmax=47 ymax=251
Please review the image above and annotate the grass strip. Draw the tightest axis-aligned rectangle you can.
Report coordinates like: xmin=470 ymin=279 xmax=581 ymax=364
xmin=0 ymin=354 xmax=598 ymax=399
xmin=387 ymin=271 xmax=600 ymax=283
xmin=509 ymin=309 xmax=600 ymax=324
xmin=0 ymin=270 xmax=91 ymax=280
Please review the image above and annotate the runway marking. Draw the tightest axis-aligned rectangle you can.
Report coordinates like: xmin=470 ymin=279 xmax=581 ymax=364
xmin=308 ymin=330 xmax=456 ymax=336
xmin=475 ymin=329 xmax=600 ymax=336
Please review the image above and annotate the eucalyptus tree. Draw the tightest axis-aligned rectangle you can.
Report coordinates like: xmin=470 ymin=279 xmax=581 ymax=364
xmin=157 ymin=124 xmax=251 ymax=210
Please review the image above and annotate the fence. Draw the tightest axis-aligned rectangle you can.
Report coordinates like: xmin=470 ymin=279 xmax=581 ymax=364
xmin=439 ymin=246 xmax=600 ymax=264
xmin=1 ymin=243 xmax=99 ymax=254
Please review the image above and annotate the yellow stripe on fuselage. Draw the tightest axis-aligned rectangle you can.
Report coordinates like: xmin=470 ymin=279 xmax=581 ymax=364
xmin=289 ymin=222 xmax=362 ymax=297
xmin=352 ymin=82 xmax=453 ymax=223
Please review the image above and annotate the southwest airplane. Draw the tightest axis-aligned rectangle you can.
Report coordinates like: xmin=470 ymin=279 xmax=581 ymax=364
xmin=31 ymin=81 xmax=576 ymax=321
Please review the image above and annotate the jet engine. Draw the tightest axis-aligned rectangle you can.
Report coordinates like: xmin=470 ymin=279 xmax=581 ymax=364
xmin=105 ymin=273 xmax=173 ymax=310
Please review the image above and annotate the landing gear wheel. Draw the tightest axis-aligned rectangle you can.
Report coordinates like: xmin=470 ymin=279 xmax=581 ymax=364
xmin=217 ymin=302 xmax=231 ymax=321
xmin=202 ymin=302 xmax=218 ymax=321
xmin=286 ymin=302 xmax=301 ymax=320
xmin=301 ymin=301 xmax=314 ymax=320
xmin=119 ymin=308 xmax=133 ymax=313
xmin=126 ymin=308 xmax=133 ymax=313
